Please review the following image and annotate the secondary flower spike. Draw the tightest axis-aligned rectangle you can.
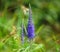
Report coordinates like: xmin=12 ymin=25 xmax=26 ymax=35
xmin=21 ymin=23 xmax=24 ymax=43
xmin=27 ymin=4 xmax=35 ymax=39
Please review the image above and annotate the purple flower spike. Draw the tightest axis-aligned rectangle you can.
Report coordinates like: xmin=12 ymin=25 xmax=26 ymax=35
xmin=21 ymin=23 xmax=24 ymax=43
xmin=27 ymin=4 xmax=35 ymax=40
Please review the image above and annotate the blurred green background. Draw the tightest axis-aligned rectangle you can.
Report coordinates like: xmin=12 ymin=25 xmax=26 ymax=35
xmin=0 ymin=0 xmax=60 ymax=52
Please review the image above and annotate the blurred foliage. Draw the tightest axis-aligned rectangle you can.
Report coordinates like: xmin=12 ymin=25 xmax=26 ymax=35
xmin=0 ymin=0 xmax=60 ymax=52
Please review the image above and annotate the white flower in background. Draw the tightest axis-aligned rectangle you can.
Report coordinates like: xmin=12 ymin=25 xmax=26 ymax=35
xmin=21 ymin=5 xmax=29 ymax=15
